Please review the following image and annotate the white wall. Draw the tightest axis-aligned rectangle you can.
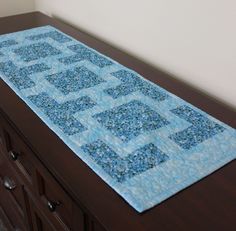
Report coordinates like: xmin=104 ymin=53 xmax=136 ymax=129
xmin=0 ymin=0 xmax=35 ymax=17
xmin=2 ymin=0 xmax=236 ymax=109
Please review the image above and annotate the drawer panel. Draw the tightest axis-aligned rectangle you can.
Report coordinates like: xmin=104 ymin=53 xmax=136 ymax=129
xmin=0 ymin=112 xmax=84 ymax=230
xmin=28 ymin=195 xmax=57 ymax=231
xmin=0 ymin=153 xmax=25 ymax=217
xmin=0 ymin=192 xmax=27 ymax=231
xmin=0 ymin=167 xmax=27 ymax=230
xmin=0 ymin=206 xmax=14 ymax=231
xmin=86 ymin=217 xmax=107 ymax=231
xmin=35 ymin=166 xmax=84 ymax=230
xmin=27 ymin=187 xmax=85 ymax=231
xmin=0 ymin=116 xmax=34 ymax=185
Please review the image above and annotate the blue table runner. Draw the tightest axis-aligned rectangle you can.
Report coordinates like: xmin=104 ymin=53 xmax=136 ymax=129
xmin=0 ymin=26 xmax=235 ymax=212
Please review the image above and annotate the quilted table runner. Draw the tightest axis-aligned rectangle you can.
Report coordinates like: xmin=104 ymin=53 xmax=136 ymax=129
xmin=0 ymin=26 xmax=236 ymax=212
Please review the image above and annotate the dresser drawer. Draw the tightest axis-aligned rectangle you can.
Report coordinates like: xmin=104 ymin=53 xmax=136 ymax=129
xmin=28 ymin=190 xmax=85 ymax=231
xmin=28 ymin=194 xmax=57 ymax=231
xmin=34 ymin=164 xmax=84 ymax=230
xmin=0 ymin=159 xmax=25 ymax=217
xmin=0 ymin=111 xmax=85 ymax=230
xmin=0 ymin=113 xmax=35 ymax=185
xmin=0 ymin=154 xmax=28 ymax=230
xmin=0 ymin=206 xmax=15 ymax=231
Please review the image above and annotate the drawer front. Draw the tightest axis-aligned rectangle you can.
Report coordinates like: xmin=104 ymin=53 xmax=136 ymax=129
xmin=27 ymin=187 xmax=85 ymax=231
xmin=35 ymin=166 xmax=84 ymax=230
xmin=0 ymin=188 xmax=27 ymax=231
xmin=0 ymin=160 xmax=27 ymax=230
xmin=86 ymin=218 xmax=107 ymax=231
xmin=0 ymin=206 xmax=14 ymax=231
xmin=0 ymin=111 xmax=84 ymax=230
xmin=0 ymin=153 xmax=25 ymax=218
xmin=0 ymin=115 xmax=35 ymax=185
xmin=28 ymin=195 xmax=57 ymax=231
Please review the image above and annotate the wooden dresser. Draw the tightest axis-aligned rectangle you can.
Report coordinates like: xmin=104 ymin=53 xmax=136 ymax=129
xmin=0 ymin=12 xmax=235 ymax=231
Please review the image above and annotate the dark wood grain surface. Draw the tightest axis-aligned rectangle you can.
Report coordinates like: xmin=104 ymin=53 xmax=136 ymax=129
xmin=0 ymin=12 xmax=235 ymax=231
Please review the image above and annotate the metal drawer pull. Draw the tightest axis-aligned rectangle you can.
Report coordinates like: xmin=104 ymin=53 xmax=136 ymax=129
xmin=9 ymin=150 xmax=19 ymax=161
xmin=47 ymin=200 xmax=61 ymax=212
xmin=3 ymin=176 xmax=16 ymax=190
